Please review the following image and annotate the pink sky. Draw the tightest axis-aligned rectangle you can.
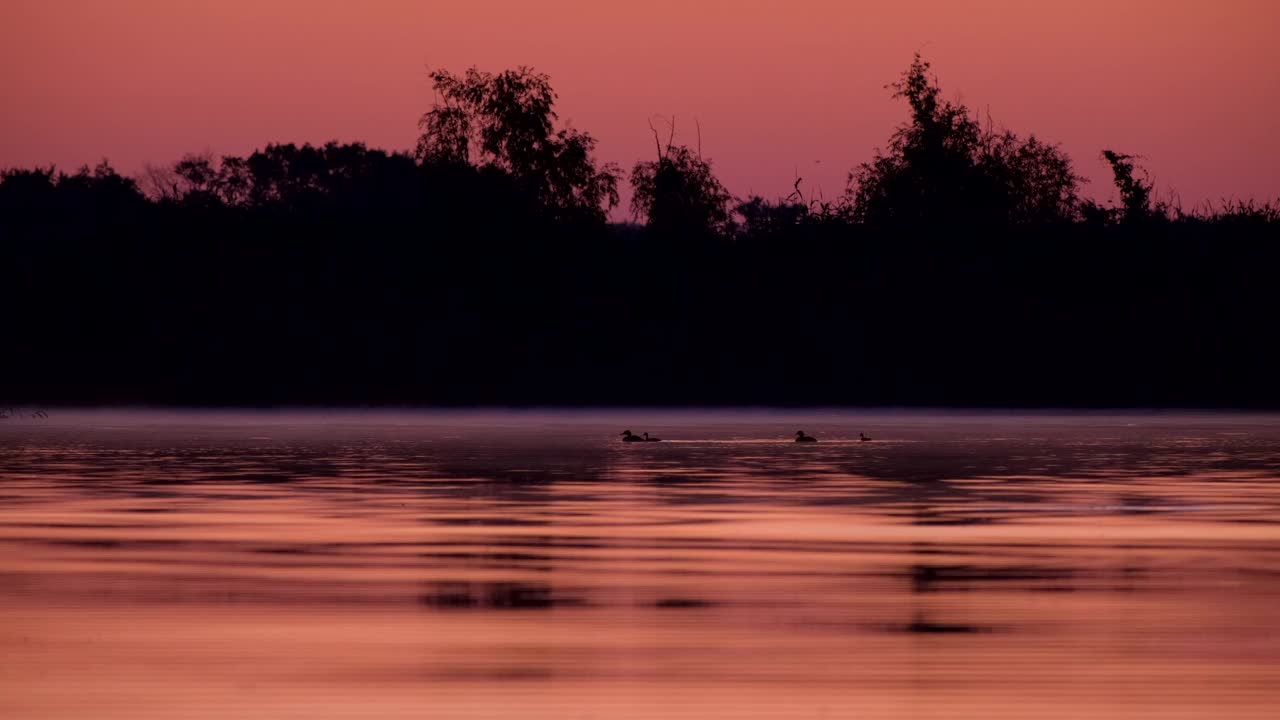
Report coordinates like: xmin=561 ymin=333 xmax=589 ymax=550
xmin=2 ymin=0 xmax=1277 ymax=212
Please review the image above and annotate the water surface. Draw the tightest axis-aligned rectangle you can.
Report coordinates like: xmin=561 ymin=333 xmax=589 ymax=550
xmin=2 ymin=410 xmax=1279 ymax=718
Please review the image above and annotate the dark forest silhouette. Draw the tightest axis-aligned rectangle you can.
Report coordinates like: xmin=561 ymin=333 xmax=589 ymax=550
xmin=2 ymin=57 xmax=1278 ymax=407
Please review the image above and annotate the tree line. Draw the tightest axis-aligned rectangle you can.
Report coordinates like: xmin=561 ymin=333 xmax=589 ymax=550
xmin=2 ymin=57 xmax=1277 ymax=407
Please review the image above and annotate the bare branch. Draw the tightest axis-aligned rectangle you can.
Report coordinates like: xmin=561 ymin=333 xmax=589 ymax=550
xmin=647 ymin=118 xmax=663 ymax=160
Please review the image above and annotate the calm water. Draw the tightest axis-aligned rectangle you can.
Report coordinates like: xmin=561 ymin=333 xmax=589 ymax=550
xmin=2 ymin=410 xmax=1279 ymax=719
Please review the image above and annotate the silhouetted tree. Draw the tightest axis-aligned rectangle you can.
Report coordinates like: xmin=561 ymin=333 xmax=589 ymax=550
xmin=0 ymin=167 xmax=58 ymax=217
xmin=144 ymin=143 xmax=420 ymax=213
xmin=59 ymin=161 xmax=146 ymax=204
xmin=849 ymin=54 xmax=1081 ymax=225
xmin=3 ymin=60 xmax=1279 ymax=409
xmin=2 ymin=161 xmax=149 ymax=224
xmin=143 ymin=152 xmax=228 ymax=208
xmin=735 ymin=195 xmax=810 ymax=237
xmin=1098 ymin=150 xmax=1162 ymax=224
xmin=417 ymin=67 xmax=619 ymax=223
xmin=243 ymin=142 xmax=419 ymax=211
xmin=630 ymin=129 xmax=732 ymax=237
xmin=981 ymin=132 xmax=1081 ymax=223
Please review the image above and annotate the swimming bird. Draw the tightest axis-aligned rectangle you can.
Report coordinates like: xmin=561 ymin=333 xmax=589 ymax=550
xmin=860 ymin=433 xmax=873 ymax=442
xmin=643 ymin=432 xmax=662 ymax=442
xmin=795 ymin=430 xmax=817 ymax=443
xmin=621 ymin=430 xmax=645 ymax=443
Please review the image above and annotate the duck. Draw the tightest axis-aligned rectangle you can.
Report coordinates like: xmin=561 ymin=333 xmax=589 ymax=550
xmin=860 ymin=433 xmax=873 ymax=442
xmin=621 ymin=430 xmax=662 ymax=443
xmin=795 ymin=430 xmax=817 ymax=443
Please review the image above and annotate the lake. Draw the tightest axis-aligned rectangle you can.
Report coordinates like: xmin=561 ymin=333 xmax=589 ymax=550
xmin=2 ymin=410 xmax=1279 ymax=719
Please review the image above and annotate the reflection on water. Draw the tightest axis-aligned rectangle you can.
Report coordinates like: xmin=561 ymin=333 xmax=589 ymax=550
xmin=2 ymin=410 xmax=1280 ymax=718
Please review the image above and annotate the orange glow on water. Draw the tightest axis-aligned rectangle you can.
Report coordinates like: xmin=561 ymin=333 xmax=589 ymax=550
xmin=3 ymin=411 xmax=1280 ymax=718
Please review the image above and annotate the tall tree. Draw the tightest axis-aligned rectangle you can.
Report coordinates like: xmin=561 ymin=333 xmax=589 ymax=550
xmin=1100 ymin=150 xmax=1158 ymax=223
xmin=417 ymin=67 xmax=620 ymax=223
xmin=630 ymin=124 xmax=732 ymax=237
xmin=849 ymin=54 xmax=1081 ymax=225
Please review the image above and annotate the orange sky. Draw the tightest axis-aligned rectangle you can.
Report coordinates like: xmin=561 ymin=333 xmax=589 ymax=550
xmin=2 ymin=0 xmax=1277 ymax=212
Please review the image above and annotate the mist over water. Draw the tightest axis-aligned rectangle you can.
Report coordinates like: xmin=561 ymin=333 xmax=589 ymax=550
xmin=3 ymin=410 xmax=1279 ymax=719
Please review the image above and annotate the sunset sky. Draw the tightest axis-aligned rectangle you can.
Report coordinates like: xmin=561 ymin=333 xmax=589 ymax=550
xmin=2 ymin=0 xmax=1277 ymax=212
